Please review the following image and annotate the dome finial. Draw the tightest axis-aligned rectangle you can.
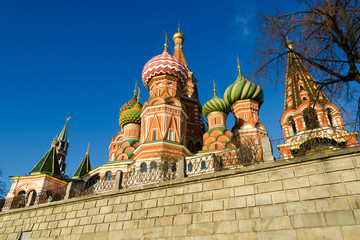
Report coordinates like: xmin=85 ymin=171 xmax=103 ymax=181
xmin=173 ymin=24 xmax=185 ymax=43
xmin=133 ymin=79 xmax=138 ymax=96
xmin=137 ymin=87 xmax=141 ymax=102
xmin=237 ymin=54 xmax=241 ymax=72
xmin=164 ymin=30 xmax=168 ymax=50
xmin=286 ymin=37 xmax=293 ymax=49
xmin=213 ymin=79 xmax=217 ymax=96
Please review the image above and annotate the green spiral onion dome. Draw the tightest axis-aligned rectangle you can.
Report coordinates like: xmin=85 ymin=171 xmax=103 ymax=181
xmin=203 ymin=92 xmax=230 ymax=117
xmin=119 ymin=102 xmax=142 ymax=128
xmin=223 ymin=68 xmax=264 ymax=107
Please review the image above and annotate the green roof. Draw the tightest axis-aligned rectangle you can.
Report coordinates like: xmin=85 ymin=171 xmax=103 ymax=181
xmin=58 ymin=119 xmax=69 ymax=142
xmin=206 ymin=126 xmax=227 ymax=135
xmin=73 ymin=152 xmax=91 ymax=179
xmin=30 ymin=146 xmax=61 ymax=176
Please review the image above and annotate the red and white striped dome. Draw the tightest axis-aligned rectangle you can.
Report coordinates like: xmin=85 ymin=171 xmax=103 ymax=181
xmin=142 ymin=49 xmax=188 ymax=89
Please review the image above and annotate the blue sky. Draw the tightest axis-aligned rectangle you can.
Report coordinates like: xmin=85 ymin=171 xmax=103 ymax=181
xmin=1 ymin=0 xmax=350 ymax=191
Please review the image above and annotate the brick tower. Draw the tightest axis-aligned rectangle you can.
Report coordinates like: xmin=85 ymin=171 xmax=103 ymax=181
xmin=223 ymin=64 xmax=268 ymax=148
xmin=172 ymin=29 xmax=204 ymax=153
xmin=278 ymin=39 xmax=357 ymax=158
xmin=133 ymin=38 xmax=191 ymax=159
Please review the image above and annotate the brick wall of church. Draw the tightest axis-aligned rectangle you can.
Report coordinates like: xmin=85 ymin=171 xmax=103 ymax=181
xmin=1 ymin=147 xmax=360 ymax=240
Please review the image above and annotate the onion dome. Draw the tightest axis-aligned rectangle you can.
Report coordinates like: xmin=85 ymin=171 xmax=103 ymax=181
xmin=119 ymin=102 xmax=142 ymax=128
xmin=119 ymin=92 xmax=138 ymax=115
xmin=223 ymin=67 xmax=264 ymax=106
xmin=173 ymin=28 xmax=185 ymax=43
xmin=203 ymin=90 xmax=230 ymax=117
xmin=142 ymin=48 xmax=188 ymax=89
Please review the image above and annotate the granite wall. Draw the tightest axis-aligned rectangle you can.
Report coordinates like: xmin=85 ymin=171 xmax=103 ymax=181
xmin=1 ymin=147 xmax=360 ymax=240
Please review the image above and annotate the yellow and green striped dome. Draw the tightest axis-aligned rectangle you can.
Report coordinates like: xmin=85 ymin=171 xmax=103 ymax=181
xmin=203 ymin=92 xmax=230 ymax=117
xmin=223 ymin=69 xmax=264 ymax=106
xmin=119 ymin=102 xmax=142 ymax=128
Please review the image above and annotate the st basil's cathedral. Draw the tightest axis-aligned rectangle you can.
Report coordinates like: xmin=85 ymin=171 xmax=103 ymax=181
xmin=4 ymin=29 xmax=355 ymax=205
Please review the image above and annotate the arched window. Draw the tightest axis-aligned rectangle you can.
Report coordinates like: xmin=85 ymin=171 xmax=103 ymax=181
xmin=290 ymin=119 xmax=297 ymax=135
xmin=140 ymin=162 xmax=147 ymax=173
xmin=105 ymin=171 xmax=112 ymax=181
xmin=187 ymin=162 xmax=193 ymax=172
xmin=215 ymin=144 xmax=218 ymax=150
xmin=14 ymin=191 xmax=26 ymax=208
xmin=303 ymin=107 xmax=320 ymax=130
xmin=85 ymin=174 xmax=100 ymax=190
xmin=152 ymin=131 xmax=157 ymax=141
xmin=327 ymin=109 xmax=333 ymax=127
xmin=200 ymin=161 xmax=206 ymax=170
xmin=27 ymin=190 xmax=36 ymax=206
xmin=299 ymin=85 xmax=304 ymax=91
xmin=150 ymin=161 xmax=157 ymax=172
xmin=171 ymin=163 xmax=177 ymax=172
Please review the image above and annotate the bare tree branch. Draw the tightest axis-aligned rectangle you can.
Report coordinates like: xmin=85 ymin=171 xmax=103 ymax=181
xmin=254 ymin=0 xmax=360 ymax=108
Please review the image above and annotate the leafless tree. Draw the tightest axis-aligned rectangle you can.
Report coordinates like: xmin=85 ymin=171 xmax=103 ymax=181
xmin=255 ymin=0 xmax=360 ymax=113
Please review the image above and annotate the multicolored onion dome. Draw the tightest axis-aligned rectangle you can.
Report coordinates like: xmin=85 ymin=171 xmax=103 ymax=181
xmin=119 ymin=102 xmax=142 ymax=128
xmin=142 ymin=49 xmax=188 ymax=89
xmin=223 ymin=69 xmax=264 ymax=106
xmin=203 ymin=92 xmax=230 ymax=117
xmin=119 ymin=94 xmax=138 ymax=116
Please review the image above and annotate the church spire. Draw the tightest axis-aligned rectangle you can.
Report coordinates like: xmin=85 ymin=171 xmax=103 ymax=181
xmin=55 ymin=117 xmax=70 ymax=176
xmin=58 ymin=117 xmax=70 ymax=142
xmin=72 ymin=143 xmax=91 ymax=179
xmin=164 ymin=31 xmax=168 ymax=51
xmin=213 ymin=79 xmax=217 ymax=96
xmin=172 ymin=26 xmax=187 ymax=67
xmin=284 ymin=40 xmax=327 ymax=111
xmin=30 ymin=146 xmax=61 ymax=177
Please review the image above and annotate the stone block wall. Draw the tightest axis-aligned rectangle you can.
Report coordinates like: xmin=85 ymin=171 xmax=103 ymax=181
xmin=1 ymin=147 xmax=360 ymax=240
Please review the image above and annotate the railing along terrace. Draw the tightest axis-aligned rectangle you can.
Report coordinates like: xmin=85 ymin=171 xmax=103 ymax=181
xmin=216 ymin=143 xmax=262 ymax=168
xmin=70 ymin=178 xmax=115 ymax=198
xmin=271 ymin=122 xmax=359 ymax=160
xmin=36 ymin=186 xmax=67 ymax=204
xmin=1 ymin=185 xmax=68 ymax=211
xmin=186 ymin=141 xmax=263 ymax=176
xmin=121 ymin=161 xmax=177 ymax=188
xmin=1 ymin=196 xmax=25 ymax=211
xmin=185 ymin=154 xmax=220 ymax=176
